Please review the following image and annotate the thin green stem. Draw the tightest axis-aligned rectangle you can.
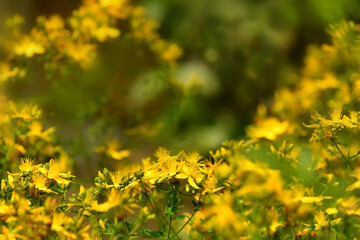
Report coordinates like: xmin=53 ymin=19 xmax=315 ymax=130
xmin=168 ymin=215 xmax=173 ymax=239
xmin=322 ymin=229 xmax=329 ymax=240
xmin=320 ymin=184 xmax=329 ymax=196
xmin=322 ymin=143 xmax=342 ymax=162
xmin=77 ymin=207 xmax=84 ymax=220
xmin=322 ymin=143 xmax=354 ymax=170
xmin=170 ymin=209 xmax=198 ymax=239
xmin=179 ymin=191 xmax=194 ymax=197
xmin=128 ymin=221 xmax=141 ymax=237
xmin=347 ymin=132 xmax=352 ymax=159
xmin=63 ymin=191 xmax=67 ymax=204
xmin=144 ymin=194 xmax=179 ymax=239
xmin=149 ymin=197 xmax=167 ymax=224
xmin=335 ymin=143 xmax=354 ymax=170
xmin=122 ymin=220 xmax=128 ymax=234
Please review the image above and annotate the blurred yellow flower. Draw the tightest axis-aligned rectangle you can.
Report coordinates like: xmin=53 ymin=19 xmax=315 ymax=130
xmin=14 ymin=37 xmax=45 ymax=57
xmin=95 ymin=139 xmax=130 ymax=161
xmin=246 ymin=118 xmax=289 ymax=140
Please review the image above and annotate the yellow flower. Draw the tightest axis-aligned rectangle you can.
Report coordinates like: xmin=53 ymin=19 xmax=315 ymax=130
xmin=329 ymin=108 xmax=343 ymax=122
xmin=26 ymin=121 xmax=55 ymax=142
xmin=326 ymin=208 xmax=338 ymax=215
xmin=44 ymin=15 xmax=65 ymax=31
xmin=110 ymin=171 xmax=124 ymax=189
xmin=93 ymin=25 xmax=120 ymax=42
xmin=161 ymin=43 xmax=182 ymax=63
xmin=314 ymin=211 xmax=328 ymax=229
xmin=176 ymin=152 xmax=204 ymax=189
xmin=91 ymin=188 xmax=122 ymax=212
xmin=346 ymin=168 xmax=360 ymax=191
xmin=51 ymin=212 xmax=71 ymax=235
xmin=32 ymin=173 xmax=55 ymax=194
xmin=65 ymin=41 xmax=96 ymax=68
xmin=46 ymin=159 xmax=72 ymax=187
xmin=205 ymin=193 xmax=247 ymax=234
xmin=99 ymin=0 xmax=132 ymax=18
xmin=0 ymin=63 xmax=20 ymax=82
xmin=94 ymin=139 xmax=130 ymax=161
xmin=0 ymin=225 xmax=24 ymax=240
xmin=154 ymin=147 xmax=176 ymax=165
xmin=18 ymin=158 xmax=40 ymax=172
xmin=14 ymin=36 xmax=45 ymax=57
xmin=98 ymin=219 xmax=106 ymax=231
xmin=8 ymin=101 xmax=42 ymax=120
xmin=246 ymin=118 xmax=289 ymax=140
xmin=131 ymin=8 xmax=158 ymax=41
xmin=196 ymin=176 xmax=223 ymax=201
xmin=267 ymin=208 xmax=285 ymax=234
xmin=6 ymin=14 xmax=24 ymax=28
xmin=314 ymin=211 xmax=341 ymax=230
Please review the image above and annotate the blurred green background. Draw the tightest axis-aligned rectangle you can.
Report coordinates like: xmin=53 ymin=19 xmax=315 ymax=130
xmin=2 ymin=0 xmax=360 ymax=175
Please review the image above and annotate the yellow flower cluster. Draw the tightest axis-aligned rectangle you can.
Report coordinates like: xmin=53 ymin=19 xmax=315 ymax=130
xmin=3 ymin=1 xmax=360 ymax=237
xmin=0 ymin=100 xmax=71 ymax=178
xmin=190 ymin=140 xmax=340 ymax=239
xmin=0 ymin=159 xmax=84 ymax=239
xmin=1 ymin=0 xmax=181 ymax=82
xmin=229 ymin=20 xmax=360 ymax=239
xmin=246 ymin=21 xmax=360 ymax=140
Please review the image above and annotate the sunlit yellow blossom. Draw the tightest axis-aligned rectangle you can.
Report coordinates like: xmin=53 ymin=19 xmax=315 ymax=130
xmin=93 ymin=25 xmax=120 ymax=42
xmin=267 ymin=208 xmax=285 ymax=234
xmin=99 ymin=0 xmax=132 ymax=18
xmin=346 ymin=168 xmax=360 ymax=191
xmin=161 ymin=43 xmax=182 ymax=63
xmin=14 ymin=37 xmax=45 ymax=57
xmin=19 ymin=158 xmax=40 ymax=172
xmin=91 ymin=188 xmax=122 ymax=212
xmin=110 ymin=170 xmax=124 ymax=189
xmin=27 ymin=121 xmax=55 ymax=142
xmin=246 ymin=118 xmax=289 ymax=140
xmin=314 ymin=211 xmax=341 ymax=230
xmin=176 ymin=160 xmax=203 ymax=189
xmin=326 ymin=208 xmax=338 ymax=215
xmin=95 ymin=139 xmax=130 ymax=160
xmin=44 ymin=15 xmax=65 ymax=31
xmin=6 ymin=14 xmax=24 ymax=28
xmin=337 ymin=197 xmax=360 ymax=215
xmin=0 ymin=63 xmax=21 ymax=82
xmin=8 ymin=101 xmax=41 ymax=120
xmin=46 ymin=159 xmax=72 ymax=186
xmin=51 ymin=212 xmax=73 ymax=236
xmin=32 ymin=173 xmax=55 ymax=193
xmin=65 ymin=41 xmax=96 ymax=68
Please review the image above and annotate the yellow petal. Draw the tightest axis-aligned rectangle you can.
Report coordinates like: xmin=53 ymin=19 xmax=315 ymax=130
xmin=188 ymin=177 xmax=200 ymax=189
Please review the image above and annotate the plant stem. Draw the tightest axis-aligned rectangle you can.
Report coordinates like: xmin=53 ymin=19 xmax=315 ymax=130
xmin=168 ymin=215 xmax=173 ymax=239
xmin=144 ymin=194 xmax=179 ymax=239
xmin=322 ymin=229 xmax=329 ymax=240
xmin=335 ymin=143 xmax=354 ymax=170
xmin=146 ymin=195 xmax=167 ymax=224
xmin=170 ymin=209 xmax=198 ymax=239
xmin=128 ymin=221 xmax=141 ymax=237
xmin=122 ymin=220 xmax=128 ymax=234
xmin=322 ymin=142 xmax=350 ymax=170
xmin=77 ymin=207 xmax=84 ymax=219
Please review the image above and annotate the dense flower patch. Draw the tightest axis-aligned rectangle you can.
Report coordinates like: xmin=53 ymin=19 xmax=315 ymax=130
xmin=2 ymin=1 xmax=360 ymax=239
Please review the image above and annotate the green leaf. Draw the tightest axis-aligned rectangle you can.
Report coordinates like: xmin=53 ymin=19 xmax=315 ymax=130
xmin=124 ymin=221 xmax=134 ymax=232
xmin=165 ymin=205 xmax=177 ymax=216
xmin=165 ymin=188 xmax=180 ymax=216
xmin=337 ymin=141 xmax=348 ymax=147
xmin=173 ymin=215 xmax=187 ymax=221
xmin=141 ymin=229 xmax=165 ymax=238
